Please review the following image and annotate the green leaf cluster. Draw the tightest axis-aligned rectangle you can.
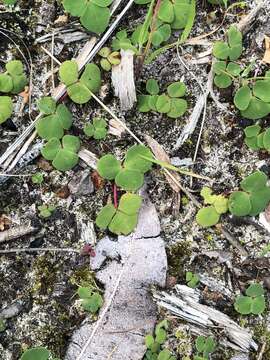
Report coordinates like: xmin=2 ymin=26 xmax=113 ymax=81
xmin=96 ymin=193 xmax=142 ymax=235
xmin=234 ymin=283 xmax=266 ymax=315
xmin=59 ymin=60 xmax=101 ymax=104
xmin=196 ymin=187 xmax=228 ymax=227
xmin=62 ymin=0 xmax=112 ymax=34
xmin=20 ymin=347 xmax=52 ymax=360
xmin=138 ymin=79 xmax=187 ymax=118
xmin=36 ymin=97 xmax=73 ymax=140
xmin=98 ymin=47 xmax=121 ymax=71
xmin=234 ymin=75 xmax=270 ymax=120
xmin=38 ymin=204 xmax=55 ymax=218
xmin=132 ymin=20 xmax=171 ymax=48
xmin=77 ymin=286 xmax=103 ymax=313
xmin=144 ymin=320 xmax=176 ymax=360
xmin=228 ymin=170 xmax=270 ymax=216
xmin=213 ymin=26 xmax=242 ymax=88
xmin=157 ymin=0 xmax=193 ymax=31
xmin=186 ymin=271 xmax=199 ymax=288
xmin=84 ymin=117 xmax=107 ymax=140
xmin=41 ymin=135 xmax=80 ymax=172
xmin=0 ymin=59 xmax=28 ymax=94
xmin=242 ymin=124 xmax=270 ymax=151
xmin=111 ymin=30 xmax=138 ymax=53
xmin=3 ymin=0 xmax=17 ymax=5
xmin=0 ymin=59 xmax=28 ymax=124
xmin=97 ymin=145 xmax=153 ymax=191
xmin=195 ymin=336 xmax=216 ymax=360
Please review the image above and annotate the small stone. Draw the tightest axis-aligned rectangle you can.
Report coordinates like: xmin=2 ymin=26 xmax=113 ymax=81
xmin=68 ymin=170 xmax=94 ymax=196
xmin=55 ymin=185 xmax=70 ymax=199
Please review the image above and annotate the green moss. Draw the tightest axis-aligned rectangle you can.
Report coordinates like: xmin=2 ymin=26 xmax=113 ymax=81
xmin=167 ymin=241 xmax=192 ymax=278
xmin=69 ymin=265 xmax=96 ymax=287
xmin=253 ymin=322 xmax=270 ymax=359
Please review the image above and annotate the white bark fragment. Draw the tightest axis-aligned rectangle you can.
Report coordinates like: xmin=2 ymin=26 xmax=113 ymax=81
xmin=111 ymin=49 xmax=137 ymax=110
xmin=154 ymin=285 xmax=257 ymax=353
xmin=65 ymin=191 xmax=167 ymax=360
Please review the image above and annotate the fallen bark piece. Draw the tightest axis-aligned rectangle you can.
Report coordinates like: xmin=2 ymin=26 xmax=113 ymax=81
xmin=111 ymin=49 xmax=137 ymax=110
xmin=65 ymin=191 xmax=167 ymax=360
xmin=154 ymin=285 xmax=257 ymax=353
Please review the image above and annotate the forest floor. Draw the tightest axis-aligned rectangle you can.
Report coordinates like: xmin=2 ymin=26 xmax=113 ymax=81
xmin=1 ymin=0 xmax=270 ymax=359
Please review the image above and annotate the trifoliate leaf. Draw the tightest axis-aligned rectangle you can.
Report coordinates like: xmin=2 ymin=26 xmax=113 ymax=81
xmin=240 ymin=170 xmax=267 ymax=192
xmin=0 ymin=96 xmax=13 ymax=124
xmin=96 ymin=204 xmax=117 ymax=229
xmin=228 ymin=191 xmax=251 ymax=216
xmin=115 ymin=168 xmax=144 ymax=191
xmin=59 ymin=60 xmax=79 ymax=86
xmin=167 ymin=81 xmax=186 ymax=98
xmin=37 ymin=97 xmax=56 ymax=115
xmin=97 ymin=154 xmax=121 ymax=180
xmin=196 ymin=206 xmax=220 ymax=227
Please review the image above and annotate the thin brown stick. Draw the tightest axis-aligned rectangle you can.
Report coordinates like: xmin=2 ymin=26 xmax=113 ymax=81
xmin=257 ymin=342 xmax=267 ymax=360
xmin=0 ymin=247 xmax=80 ymax=255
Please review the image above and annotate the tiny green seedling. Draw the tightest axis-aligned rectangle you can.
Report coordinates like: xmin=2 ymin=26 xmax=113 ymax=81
xmin=196 ymin=187 xmax=228 ymax=227
xmin=228 ymin=170 xmax=270 ymax=217
xmin=144 ymin=320 xmax=176 ymax=360
xmin=62 ymin=0 xmax=112 ymax=34
xmin=35 ymin=97 xmax=73 ymax=141
xmin=31 ymin=172 xmax=44 ymax=184
xmin=244 ymin=124 xmax=270 ymax=152
xmin=111 ymin=30 xmax=138 ymax=53
xmin=41 ymin=135 xmax=81 ymax=171
xmin=194 ymin=336 xmax=216 ymax=360
xmin=97 ymin=145 xmax=153 ymax=191
xmin=138 ymin=79 xmax=187 ymax=118
xmin=77 ymin=286 xmax=103 ymax=314
xmin=98 ymin=47 xmax=121 ymax=71
xmin=0 ymin=59 xmax=28 ymax=94
xmin=38 ymin=205 xmax=55 ymax=218
xmin=59 ymin=60 xmax=101 ymax=104
xmin=186 ymin=271 xmax=199 ymax=288
xmin=96 ymin=193 xmax=142 ymax=235
xmin=20 ymin=347 xmax=51 ymax=360
xmin=212 ymin=26 xmax=242 ymax=88
xmin=234 ymin=283 xmax=266 ymax=315
xmin=84 ymin=117 xmax=108 ymax=140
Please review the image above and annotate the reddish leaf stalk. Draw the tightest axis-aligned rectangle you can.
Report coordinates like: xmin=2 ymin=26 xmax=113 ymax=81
xmin=113 ymin=183 xmax=118 ymax=208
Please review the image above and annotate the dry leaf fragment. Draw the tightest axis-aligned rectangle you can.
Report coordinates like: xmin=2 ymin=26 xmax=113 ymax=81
xmin=0 ymin=215 xmax=11 ymax=231
xmin=54 ymin=14 xmax=68 ymax=26
xmin=262 ymin=35 xmax=270 ymax=64
xmin=145 ymin=135 xmax=181 ymax=193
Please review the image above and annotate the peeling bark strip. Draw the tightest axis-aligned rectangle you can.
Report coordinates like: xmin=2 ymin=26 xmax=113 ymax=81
xmin=0 ymin=224 xmax=38 ymax=244
xmin=112 ymin=50 xmax=137 ymax=110
xmin=154 ymin=285 xmax=257 ymax=353
xmin=65 ymin=191 xmax=167 ymax=360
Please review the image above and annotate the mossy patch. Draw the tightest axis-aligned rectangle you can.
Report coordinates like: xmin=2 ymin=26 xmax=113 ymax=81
xmin=167 ymin=241 xmax=192 ymax=278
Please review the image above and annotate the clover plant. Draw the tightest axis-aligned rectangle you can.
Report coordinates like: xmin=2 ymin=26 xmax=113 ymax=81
xmin=244 ymin=124 xmax=270 ymax=152
xmin=234 ymin=74 xmax=270 ymax=119
xmin=228 ymin=170 xmax=270 ymax=217
xmin=96 ymin=193 xmax=142 ymax=235
xmin=0 ymin=59 xmax=28 ymax=94
xmin=144 ymin=320 xmax=176 ymax=360
xmin=194 ymin=336 xmax=216 ymax=360
xmin=84 ymin=117 xmax=108 ymax=139
xmin=20 ymin=347 xmax=51 ymax=360
xmin=212 ymin=26 xmax=242 ymax=88
xmin=97 ymin=145 xmax=153 ymax=191
xmin=186 ymin=271 xmax=199 ymax=288
xmin=62 ymin=0 xmax=112 ymax=34
xmin=132 ymin=20 xmax=171 ymax=48
xmin=98 ymin=47 xmax=121 ymax=71
xmin=196 ymin=187 xmax=228 ymax=227
xmin=0 ymin=96 xmax=13 ymax=124
xmin=59 ymin=60 xmax=101 ymax=104
xmin=157 ymin=0 xmax=192 ymax=31
xmin=35 ymin=97 xmax=73 ymax=140
xmin=111 ymin=30 xmax=138 ymax=53
xmin=77 ymin=286 xmax=103 ymax=313
xmin=38 ymin=204 xmax=55 ymax=218
xmin=234 ymin=283 xmax=266 ymax=315
xmin=41 ymin=135 xmax=80 ymax=171
xmin=138 ymin=79 xmax=187 ymax=118
xmin=31 ymin=172 xmax=44 ymax=184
